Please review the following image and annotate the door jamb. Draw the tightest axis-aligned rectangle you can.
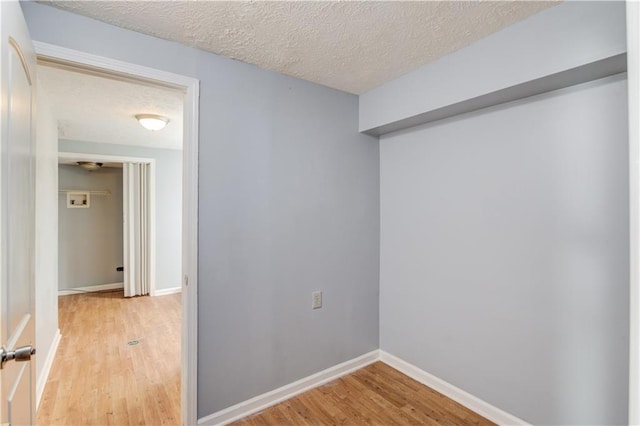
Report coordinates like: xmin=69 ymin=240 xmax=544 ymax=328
xmin=627 ymin=1 xmax=639 ymax=423
xmin=37 ymin=42 xmax=199 ymax=426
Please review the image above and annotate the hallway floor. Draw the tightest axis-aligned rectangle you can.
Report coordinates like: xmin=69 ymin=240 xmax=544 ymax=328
xmin=37 ymin=290 xmax=181 ymax=425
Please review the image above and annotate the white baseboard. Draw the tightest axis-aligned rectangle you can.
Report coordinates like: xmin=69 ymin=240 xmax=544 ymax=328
xmin=197 ymin=349 xmax=526 ymax=426
xmin=58 ymin=282 xmax=123 ymax=296
xmin=36 ymin=329 xmax=61 ymax=410
xmin=152 ymin=286 xmax=182 ymax=296
xmin=197 ymin=350 xmax=379 ymax=425
xmin=379 ymin=350 xmax=529 ymax=426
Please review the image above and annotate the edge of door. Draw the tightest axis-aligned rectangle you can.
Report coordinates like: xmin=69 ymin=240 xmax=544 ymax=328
xmin=627 ymin=1 xmax=640 ymax=424
xmin=34 ymin=41 xmax=200 ymax=426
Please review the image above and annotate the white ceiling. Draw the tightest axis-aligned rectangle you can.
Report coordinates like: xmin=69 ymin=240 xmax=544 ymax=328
xmin=38 ymin=64 xmax=184 ymax=150
xmin=44 ymin=1 xmax=558 ymax=95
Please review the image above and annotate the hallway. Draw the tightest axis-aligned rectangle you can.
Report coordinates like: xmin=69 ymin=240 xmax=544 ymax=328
xmin=37 ymin=291 xmax=181 ymax=425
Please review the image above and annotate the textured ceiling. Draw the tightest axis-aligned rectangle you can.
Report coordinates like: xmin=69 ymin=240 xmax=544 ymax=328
xmin=43 ymin=1 xmax=558 ymax=95
xmin=38 ymin=64 xmax=184 ymax=150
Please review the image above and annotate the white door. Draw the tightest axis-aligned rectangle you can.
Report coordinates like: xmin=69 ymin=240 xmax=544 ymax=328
xmin=0 ymin=1 xmax=37 ymax=425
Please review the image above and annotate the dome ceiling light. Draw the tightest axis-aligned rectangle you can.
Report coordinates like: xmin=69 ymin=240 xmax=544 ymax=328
xmin=135 ymin=114 xmax=169 ymax=131
xmin=77 ymin=161 xmax=103 ymax=171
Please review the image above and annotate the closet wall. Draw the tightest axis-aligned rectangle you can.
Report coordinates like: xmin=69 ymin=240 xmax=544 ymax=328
xmin=379 ymin=75 xmax=629 ymax=425
xmin=58 ymin=164 xmax=123 ymax=291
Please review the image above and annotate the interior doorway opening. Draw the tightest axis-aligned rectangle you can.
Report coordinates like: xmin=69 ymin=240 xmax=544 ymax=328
xmin=33 ymin=42 xmax=198 ymax=424
xmin=56 ymin=153 xmax=163 ymax=298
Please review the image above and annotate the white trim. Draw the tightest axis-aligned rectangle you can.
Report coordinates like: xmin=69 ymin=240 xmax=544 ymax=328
xmin=148 ymin=162 xmax=156 ymax=299
xmin=153 ymin=287 xmax=182 ymax=296
xmin=34 ymin=41 xmax=196 ymax=89
xmin=59 ymin=189 xmax=110 ymax=196
xmin=182 ymin=65 xmax=200 ymax=426
xmin=628 ymin=1 xmax=640 ymax=423
xmin=197 ymin=350 xmax=379 ymax=425
xmin=379 ymin=351 xmax=529 ymax=426
xmin=122 ymin=163 xmax=133 ymax=296
xmin=196 ymin=350 xmax=528 ymax=426
xmin=37 ymin=41 xmax=200 ymax=426
xmin=58 ymin=282 xmax=123 ymax=296
xmin=59 ymin=152 xmax=154 ymax=164
xmin=36 ymin=329 xmax=61 ymax=410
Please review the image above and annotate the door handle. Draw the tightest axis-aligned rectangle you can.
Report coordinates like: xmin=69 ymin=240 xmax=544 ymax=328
xmin=0 ymin=345 xmax=35 ymax=369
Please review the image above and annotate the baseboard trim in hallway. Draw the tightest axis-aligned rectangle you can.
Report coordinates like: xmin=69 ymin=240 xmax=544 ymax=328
xmin=197 ymin=350 xmax=379 ymax=425
xmin=36 ymin=329 xmax=61 ymax=410
xmin=58 ymin=282 xmax=124 ymax=296
xmin=153 ymin=286 xmax=182 ymax=296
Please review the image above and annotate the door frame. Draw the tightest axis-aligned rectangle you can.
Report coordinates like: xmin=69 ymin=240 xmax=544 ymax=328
xmin=36 ymin=42 xmax=199 ymax=426
xmin=628 ymin=1 xmax=640 ymax=423
xmin=58 ymin=152 xmax=158 ymax=296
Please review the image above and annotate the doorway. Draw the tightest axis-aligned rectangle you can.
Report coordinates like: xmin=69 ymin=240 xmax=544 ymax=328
xmin=33 ymin=42 xmax=198 ymax=425
xmin=56 ymin=153 xmax=162 ymax=298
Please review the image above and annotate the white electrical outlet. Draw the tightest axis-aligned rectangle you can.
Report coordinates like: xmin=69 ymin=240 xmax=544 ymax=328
xmin=312 ymin=291 xmax=322 ymax=309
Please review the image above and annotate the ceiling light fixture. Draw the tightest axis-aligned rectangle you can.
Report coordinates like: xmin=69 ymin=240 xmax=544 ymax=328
xmin=135 ymin=114 xmax=169 ymax=131
xmin=77 ymin=161 xmax=103 ymax=171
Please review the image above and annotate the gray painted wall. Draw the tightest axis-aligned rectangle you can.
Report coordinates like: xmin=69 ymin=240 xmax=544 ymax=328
xmin=59 ymin=140 xmax=182 ymax=292
xmin=23 ymin=4 xmax=381 ymax=417
xmin=360 ymin=1 xmax=626 ymax=133
xmin=58 ymin=165 xmax=123 ymax=289
xmin=380 ymin=75 xmax=629 ymax=425
xmin=21 ymin=2 xmax=633 ymax=424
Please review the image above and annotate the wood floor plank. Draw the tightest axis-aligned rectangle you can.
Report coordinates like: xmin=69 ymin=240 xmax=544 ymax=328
xmin=343 ymin=375 xmax=422 ymax=425
xmin=36 ymin=290 xmax=181 ymax=426
xmin=297 ymin=392 xmax=341 ymax=425
xmin=366 ymin=362 xmax=483 ymax=424
xmin=232 ymin=362 xmax=495 ymax=426
xmin=303 ymin=384 xmax=348 ymax=424
xmin=317 ymin=381 xmax=376 ymax=425
xmin=276 ymin=401 xmax=307 ymax=425
xmin=340 ymin=376 xmax=405 ymax=425
xmin=354 ymin=366 xmax=458 ymax=423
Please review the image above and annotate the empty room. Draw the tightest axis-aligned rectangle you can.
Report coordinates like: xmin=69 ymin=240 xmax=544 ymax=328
xmin=0 ymin=1 xmax=638 ymax=425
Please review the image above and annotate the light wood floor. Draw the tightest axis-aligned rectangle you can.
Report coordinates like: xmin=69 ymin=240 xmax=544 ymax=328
xmin=39 ymin=292 xmax=491 ymax=425
xmin=232 ymin=362 xmax=495 ymax=426
xmin=37 ymin=290 xmax=181 ymax=425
